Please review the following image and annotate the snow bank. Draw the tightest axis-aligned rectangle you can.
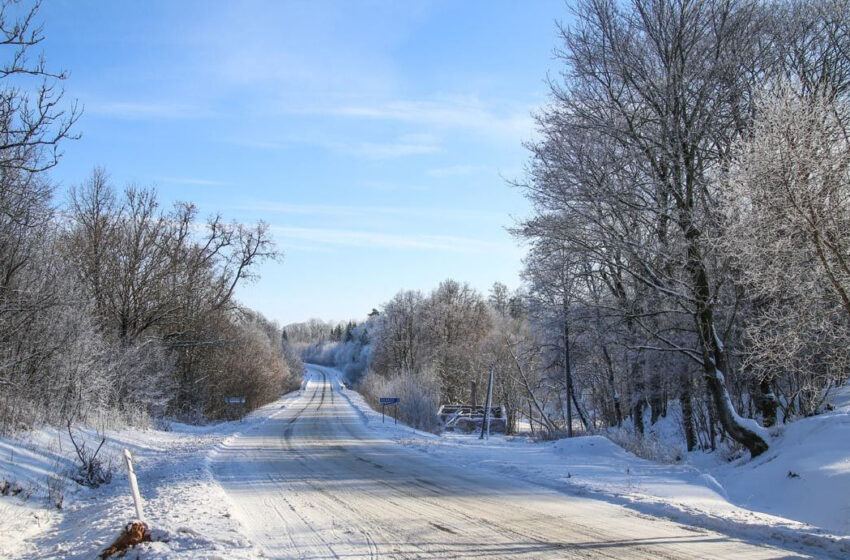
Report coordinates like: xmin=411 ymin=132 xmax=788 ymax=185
xmin=552 ymin=434 xmax=631 ymax=459
xmin=715 ymin=391 xmax=850 ymax=535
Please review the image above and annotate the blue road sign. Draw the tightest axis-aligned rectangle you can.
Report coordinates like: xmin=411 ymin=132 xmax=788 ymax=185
xmin=379 ymin=397 xmax=400 ymax=405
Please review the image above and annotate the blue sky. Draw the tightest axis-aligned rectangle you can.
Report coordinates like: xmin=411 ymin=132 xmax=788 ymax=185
xmin=39 ymin=0 xmax=568 ymax=324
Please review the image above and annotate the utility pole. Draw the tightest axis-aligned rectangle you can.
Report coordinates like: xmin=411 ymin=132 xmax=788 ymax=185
xmin=564 ymin=303 xmax=573 ymax=438
xmin=480 ymin=365 xmax=495 ymax=440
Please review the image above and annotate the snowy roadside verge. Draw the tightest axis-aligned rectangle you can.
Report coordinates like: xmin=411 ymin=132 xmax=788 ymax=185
xmin=322 ymin=365 xmax=850 ymax=558
xmin=0 ymin=389 xmax=303 ymax=559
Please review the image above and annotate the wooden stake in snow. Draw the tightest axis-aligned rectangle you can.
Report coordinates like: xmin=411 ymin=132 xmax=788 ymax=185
xmin=123 ymin=449 xmax=145 ymax=523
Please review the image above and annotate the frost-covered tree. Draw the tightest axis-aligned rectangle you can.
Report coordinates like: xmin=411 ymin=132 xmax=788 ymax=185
xmin=519 ymin=237 xmax=588 ymax=436
xmin=720 ymin=86 xmax=850 ymax=417
xmin=769 ymin=0 xmax=850 ymax=98
xmin=519 ymin=0 xmax=771 ymax=456
xmin=371 ymin=290 xmax=427 ymax=377
xmin=420 ymin=280 xmax=490 ymax=403
xmin=0 ymin=0 xmax=80 ymax=429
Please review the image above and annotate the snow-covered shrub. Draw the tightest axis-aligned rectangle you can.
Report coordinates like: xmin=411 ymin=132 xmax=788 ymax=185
xmin=282 ymin=341 xmax=305 ymax=379
xmin=606 ymin=425 xmax=686 ymax=463
xmin=192 ymin=311 xmax=301 ymax=420
xmin=0 ymin=478 xmax=29 ymax=498
xmin=359 ymin=368 xmax=442 ymax=433
xmin=67 ymin=424 xmax=114 ymax=488
xmin=46 ymin=471 xmax=65 ymax=509
xmin=300 ymin=340 xmax=338 ymax=365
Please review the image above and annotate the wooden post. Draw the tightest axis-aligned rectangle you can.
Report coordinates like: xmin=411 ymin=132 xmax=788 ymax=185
xmin=123 ymin=449 xmax=145 ymax=523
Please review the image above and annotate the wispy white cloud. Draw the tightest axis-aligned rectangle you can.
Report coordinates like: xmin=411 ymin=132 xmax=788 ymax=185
xmin=231 ymin=134 xmax=441 ymax=160
xmin=427 ymin=164 xmax=489 ymax=177
xmin=270 ymin=225 xmax=509 ymax=253
xmin=236 ymin=202 xmax=503 ymax=222
xmin=156 ymin=176 xmax=230 ymax=187
xmin=87 ymin=101 xmax=215 ymax=120
xmin=274 ymin=240 xmax=334 ymax=254
xmin=358 ymin=180 xmax=428 ymax=193
xmin=193 ymin=3 xmax=407 ymax=99
xmin=347 ymin=141 xmax=440 ymax=158
xmin=294 ymin=96 xmax=535 ymax=141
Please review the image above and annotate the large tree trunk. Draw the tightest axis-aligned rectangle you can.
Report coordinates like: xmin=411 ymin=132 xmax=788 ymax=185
xmin=649 ymin=369 xmax=664 ymax=425
xmin=569 ymin=379 xmax=590 ymax=431
xmin=686 ymin=233 xmax=769 ymax=457
xmin=680 ymin=370 xmax=697 ymax=452
xmin=630 ymin=356 xmax=645 ymax=435
xmin=563 ymin=311 xmax=573 ymax=437
xmin=751 ymin=377 xmax=779 ymax=428
xmin=601 ymin=345 xmax=623 ymax=427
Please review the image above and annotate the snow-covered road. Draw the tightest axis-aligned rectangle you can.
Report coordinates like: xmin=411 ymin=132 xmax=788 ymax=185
xmin=210 ymin=365 xmax=805 ymax=559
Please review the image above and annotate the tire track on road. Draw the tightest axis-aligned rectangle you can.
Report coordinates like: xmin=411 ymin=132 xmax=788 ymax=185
xmin=320 ymin=365 xmax=773 ymax=560
xmin=213 ymin=365 xmax=802 ymax=560
xmin=316 ymin=371 xmax=327 ymax=410
xmin=279 ymin=370 xmax=395 ymax=559
xmin=309 ymin=367 xmax=607 ymax=558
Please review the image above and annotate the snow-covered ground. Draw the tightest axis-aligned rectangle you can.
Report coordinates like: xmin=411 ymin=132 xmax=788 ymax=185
xmin=712 ymin=384 xmax=850 ymax=537
xmin=0 ymin=395 xmax=304 ymax=559
xmin=341 ymin=369 xmax=850 ymax=557
xmin=0 ymin=364 xmax=847 ymax=558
